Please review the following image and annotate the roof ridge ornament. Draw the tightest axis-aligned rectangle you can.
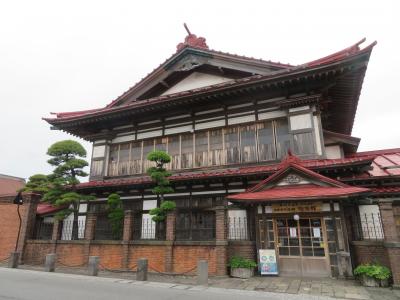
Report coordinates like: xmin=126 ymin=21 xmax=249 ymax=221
xmin=177 ymin=23 xmax=209 ymax=51
xmin=279 ymin=150 xmax=302 ymax=167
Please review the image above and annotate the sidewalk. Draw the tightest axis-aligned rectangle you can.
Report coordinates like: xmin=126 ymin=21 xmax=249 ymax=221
xmin=2 ymin=263 xmax=399 ymax=300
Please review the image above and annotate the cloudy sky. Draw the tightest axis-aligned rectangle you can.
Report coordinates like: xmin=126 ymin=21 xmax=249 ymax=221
xmin=0 ymin=0 xmax=399 ymax=181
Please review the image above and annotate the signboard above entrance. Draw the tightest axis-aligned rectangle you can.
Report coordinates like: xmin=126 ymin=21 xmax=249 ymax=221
xmin=271 ymin=202 xmax=322 ymax=213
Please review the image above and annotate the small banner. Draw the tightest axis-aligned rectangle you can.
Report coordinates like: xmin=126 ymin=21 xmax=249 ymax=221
xmin=259 ymin=249 xmax=278 ymax=275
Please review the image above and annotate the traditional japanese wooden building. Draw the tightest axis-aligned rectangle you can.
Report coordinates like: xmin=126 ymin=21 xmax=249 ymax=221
xmin=35 ymin=31 xmax=400 ymax=283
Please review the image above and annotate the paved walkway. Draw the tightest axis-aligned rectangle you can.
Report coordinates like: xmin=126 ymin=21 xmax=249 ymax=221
xmin=1 ymin=263 xmax=399 ymax=300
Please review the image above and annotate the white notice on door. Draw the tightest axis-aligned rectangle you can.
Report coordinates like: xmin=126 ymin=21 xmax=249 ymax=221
xmin=289 ymin=227 xmax=297 ymax=238
xmin=313 ymin=227 xmax=321 ymax=238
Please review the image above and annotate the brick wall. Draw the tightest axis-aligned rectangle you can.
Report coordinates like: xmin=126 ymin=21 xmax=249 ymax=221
xmin=22 ymin=240 xmax=220 ymax=275
xmin=227 ymin=241 xmax=256 ymax=261
xmin=173 ymin=245 xmax=217 ymax=275
xmin=0 ymin=193 xmax=39 ymax=261
xmin=0 ymin=202 xmax=27 ymax=260
xmin=351 ymin=241 xmax=390 ymax=267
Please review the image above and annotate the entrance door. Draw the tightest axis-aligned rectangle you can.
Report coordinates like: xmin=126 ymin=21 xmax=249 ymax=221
xmin=275 ymin=217 xmax=330 ymax=277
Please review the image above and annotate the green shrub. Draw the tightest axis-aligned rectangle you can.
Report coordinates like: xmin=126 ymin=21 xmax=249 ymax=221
xmin=160 ymin=200 xmax=176 ymax=211
xmin=228 ymin=256 xmax=257 ymax=269
xmin=354 ymin=263 xmax=391 ymax=280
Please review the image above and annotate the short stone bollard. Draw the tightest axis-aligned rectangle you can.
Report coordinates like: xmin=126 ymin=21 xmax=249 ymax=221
xmin=44 ymin=253 xmax=56 ymax=272
xmin=136 ymin=258 xmax=148 ymax=281
xmin=196 ymin=260 xmax=208 ymax=285
xmin=8 ymin=252 xmax=20 ymax=269
xmin=88 ymin=256 xmax=100 ymax=276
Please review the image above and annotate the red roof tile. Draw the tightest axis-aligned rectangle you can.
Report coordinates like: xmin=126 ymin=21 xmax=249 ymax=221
xmin=347 ymin=148 xmax=400 ymax=177
xmin=36 ymin=203 xmax=65 ymax=215
xmin=228 ymin=185 xmax=369 ymax=202
xmin=371 ymin=187 xmax=400 ymax=194
xmin=77 ymin=155 xmax=374 ymax=190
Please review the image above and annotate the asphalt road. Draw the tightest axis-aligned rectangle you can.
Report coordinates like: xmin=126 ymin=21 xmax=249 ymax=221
xmin=0 ymin=267 xmax=319 ymax=300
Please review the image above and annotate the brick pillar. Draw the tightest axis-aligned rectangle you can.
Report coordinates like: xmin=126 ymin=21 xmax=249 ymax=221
xmin=215 ymin=206 xmax=228 ymax=276
xmin=52 ymin=219 xmax=61 ymax=240
xmin=165 ymin=211 xmax=176 ymax=273
xmin=83 ymin=212 xmax=96 ymax=264
xmin=122 ymin=210 xmax=134 ymax=269
xmin=50 ymin=219 xmax=61 ymax=253
xmin=84 ymin=212 xmax=97 ymax=241
xmin=19 ymin=193 xmax=40 ymax=263
xmin=378 ymin=200 xmax=400 ymax=287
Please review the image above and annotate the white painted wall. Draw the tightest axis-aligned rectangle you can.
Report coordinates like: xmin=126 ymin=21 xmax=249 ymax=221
xmin=325 ymin=145 xmax=342 ymax=159
xmin=161 ymin=72 xmax=232 ymax=95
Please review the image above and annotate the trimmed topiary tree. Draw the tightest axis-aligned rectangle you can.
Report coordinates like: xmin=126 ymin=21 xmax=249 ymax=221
xmin=21 ymin=174 xmax=50 ymax=195
xmin=146 ymin=150 xmax=175 ymax=222
xmin=107 ymin=193 xmax=124 ymax=240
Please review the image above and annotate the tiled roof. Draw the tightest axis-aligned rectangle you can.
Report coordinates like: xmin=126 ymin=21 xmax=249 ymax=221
xmin=36 ymin=203 xmax=65 ymax=215
xmin=44 ymin=39 xmax=376 ymax=123
xmin=346 ymin=148 xmax=400 ymax=177
xmin=371 ymin=187 xmax=400 ymax=194
xmin=77 ymin=155 xmax=374 ymax=190
xmin=227 ymin=185 xmax=369 ymax=202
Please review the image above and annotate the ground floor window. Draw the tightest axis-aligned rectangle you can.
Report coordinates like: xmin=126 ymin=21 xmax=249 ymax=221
xmin=176 ymin=211 xmax=215 ymax=240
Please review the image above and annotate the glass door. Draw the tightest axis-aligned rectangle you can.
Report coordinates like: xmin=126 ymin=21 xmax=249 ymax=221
xmin=275 ymin=217 xmax=330 ymax=277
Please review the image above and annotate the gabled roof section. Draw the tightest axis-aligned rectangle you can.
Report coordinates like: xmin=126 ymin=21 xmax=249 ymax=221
xmin=104 ymin=32 xmax=293 ymax=106
xmin=227 ymin=152 xmax=370 ymax=202
xmin=44 ymin=37 xmax=376 ymax=137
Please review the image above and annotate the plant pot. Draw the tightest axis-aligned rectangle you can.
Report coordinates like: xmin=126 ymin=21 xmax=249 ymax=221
xmin=359 ymin=275 xmax=379 ymax=287
xmin=230 ymin=267 xmax=254 ymax=279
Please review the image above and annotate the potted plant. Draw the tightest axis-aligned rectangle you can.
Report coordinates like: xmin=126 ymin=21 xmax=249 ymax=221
xmin=354 ymin=263 xmax=391 ymax=287
xmin=228 ymin=256 xmax=257 ymax=279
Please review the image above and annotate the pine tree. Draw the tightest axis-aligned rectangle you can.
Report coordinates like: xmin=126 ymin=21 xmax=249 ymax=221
xmin=44 ymin=140 xmax=93 ymax=239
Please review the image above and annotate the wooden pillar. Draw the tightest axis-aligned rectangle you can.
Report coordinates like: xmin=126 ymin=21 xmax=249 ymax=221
xmin=215 ymin=206 xmax=228 ymax=276
xmin=122 ymin=210 xmax=134 ymax=269
xmin=378 ymin=200 xmax=400 ymax=287
xmin=165 ymin=211 xmax=176 ymax=273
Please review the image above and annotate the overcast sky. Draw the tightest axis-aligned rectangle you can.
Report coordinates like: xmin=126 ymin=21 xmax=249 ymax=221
xmin=0 ymin=0 xmax=399 ymax=181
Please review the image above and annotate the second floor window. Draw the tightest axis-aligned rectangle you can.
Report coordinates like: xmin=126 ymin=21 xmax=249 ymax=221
xmin=105 ymin=117 xmax=313 ymax=177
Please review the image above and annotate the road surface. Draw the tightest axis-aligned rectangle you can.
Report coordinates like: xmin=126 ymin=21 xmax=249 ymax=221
xmin=0 ymin=267 xmax=324 ymax=300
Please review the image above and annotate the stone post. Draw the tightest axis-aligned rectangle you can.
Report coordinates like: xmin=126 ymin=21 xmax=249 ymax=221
xmin=165 ymin=210 xmax=176 ymax=273
xmin=8 ymin=252 xmax=20 ymax=268
xmin=378 ymin=200 xmax=400 ymax=287
xmin=122 ymin=210 xmax=134 ymax=270
xmin=18 ymin=193 xmax=41 ymax=263
xmin=44 ymin=253 xmax=56 ymax=272
xmin=136 ymin=258 xmax=148 ymax=281
xmin=197 ymin=260 xmax=208 ymax=285
xmin=88 ymin=256 xmax=100 ymax=276
xmin=215 ymin=206 xmax=228 ymax=276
